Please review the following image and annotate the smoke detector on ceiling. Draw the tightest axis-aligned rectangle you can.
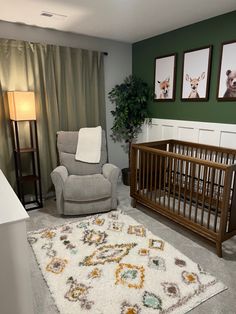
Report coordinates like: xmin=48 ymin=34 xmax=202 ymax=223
xmin=40 ymin=11 xmax=67 ymax=20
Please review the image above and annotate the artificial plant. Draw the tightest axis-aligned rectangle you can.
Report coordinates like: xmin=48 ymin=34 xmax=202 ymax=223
xmin=108 ymin=75 xmax=151 ymax=170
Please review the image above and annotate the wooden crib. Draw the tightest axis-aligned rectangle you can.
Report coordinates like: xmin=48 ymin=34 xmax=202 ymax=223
xmin=130 ymin=139 xmax=236 ymax=257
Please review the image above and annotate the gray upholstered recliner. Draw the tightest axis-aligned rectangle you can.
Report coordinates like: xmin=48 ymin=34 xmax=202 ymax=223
xmin=51 ymin=130 xmax=120 ymax=215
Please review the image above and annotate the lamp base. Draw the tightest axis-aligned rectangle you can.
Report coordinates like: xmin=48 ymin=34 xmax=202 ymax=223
xmin=24 ymin=201 xmax=43 ymax=211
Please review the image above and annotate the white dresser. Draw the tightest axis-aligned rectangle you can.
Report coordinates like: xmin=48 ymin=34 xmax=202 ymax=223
xmin=0 ymin=170 xmax=34 ymax=314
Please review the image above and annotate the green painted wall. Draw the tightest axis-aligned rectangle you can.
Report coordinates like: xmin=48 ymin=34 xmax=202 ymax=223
xmin=132 ymin=11 xmax=236 ymax=124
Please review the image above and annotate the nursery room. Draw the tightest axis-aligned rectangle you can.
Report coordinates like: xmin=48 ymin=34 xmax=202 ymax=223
xmin=0 ymin=1 xmax=236 ymax=314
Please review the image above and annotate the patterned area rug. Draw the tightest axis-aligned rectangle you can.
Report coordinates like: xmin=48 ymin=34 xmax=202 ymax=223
xmin=28 ymin=210 xmax=226 ymax=314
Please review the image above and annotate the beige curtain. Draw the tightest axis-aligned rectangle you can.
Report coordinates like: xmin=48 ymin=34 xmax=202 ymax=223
xmin=0 ymin=82 xmax=15 ymax=183
xmin=0 ymin=39 xmax=106 ymax=194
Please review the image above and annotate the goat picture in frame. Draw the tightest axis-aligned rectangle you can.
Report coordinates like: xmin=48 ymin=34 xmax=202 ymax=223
xmin=154 ymin=53 xmax=176 ymax=101
xmin=217 ymin=40 xmax=236 ymax=101
xmin=181 ymin=46 xmax=212 ymax=101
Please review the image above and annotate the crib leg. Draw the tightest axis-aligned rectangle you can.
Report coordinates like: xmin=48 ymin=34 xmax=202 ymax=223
xmin=216 ymin=242 xmax=223 ymax=258
xmin=131 ymin=198 xmax=137 ymax=208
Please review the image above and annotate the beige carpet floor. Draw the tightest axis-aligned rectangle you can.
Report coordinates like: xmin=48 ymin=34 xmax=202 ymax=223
xmin=27 ymin=183 xmax=236 ymax=314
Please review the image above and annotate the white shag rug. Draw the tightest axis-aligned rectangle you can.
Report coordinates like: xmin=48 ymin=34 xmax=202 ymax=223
xmin=28 ymin=210 xmax=226 ymax=314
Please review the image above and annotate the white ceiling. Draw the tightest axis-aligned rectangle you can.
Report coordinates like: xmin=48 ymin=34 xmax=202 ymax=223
xmin=0 ymin=0 xmax=236 ymax=43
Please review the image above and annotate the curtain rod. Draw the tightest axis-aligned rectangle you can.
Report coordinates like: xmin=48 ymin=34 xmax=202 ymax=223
xmin=28 ymin=41 xmax=108 ymax=56
xmin=4 ymin=39 xmax=109 ymax=56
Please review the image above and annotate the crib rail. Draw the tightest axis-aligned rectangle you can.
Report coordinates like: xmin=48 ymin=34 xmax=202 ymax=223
xmin=130 ymin=140 xmax=236 ymax=257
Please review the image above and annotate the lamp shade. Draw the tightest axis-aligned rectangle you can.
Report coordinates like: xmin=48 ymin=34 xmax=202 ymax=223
xmin=7 ymin=91 xmax=36 ymax=121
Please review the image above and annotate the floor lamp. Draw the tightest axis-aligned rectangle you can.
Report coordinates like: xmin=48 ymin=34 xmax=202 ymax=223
xmin=7 ymin=91 xmax=43 ymax=210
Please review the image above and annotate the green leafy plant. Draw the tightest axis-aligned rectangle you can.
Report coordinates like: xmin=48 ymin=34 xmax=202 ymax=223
xmin=108 ymin=75 xmax=151 ymax=170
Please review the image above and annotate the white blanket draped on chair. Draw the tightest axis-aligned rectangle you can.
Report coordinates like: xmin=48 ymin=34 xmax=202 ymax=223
xmin=75 ymin=126 xmax=102 ymax=163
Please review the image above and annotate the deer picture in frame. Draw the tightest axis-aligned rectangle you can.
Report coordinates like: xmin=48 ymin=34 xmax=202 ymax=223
xmin=185 ymin=72 xmax=205 ymax=98
xmin=181 ymin=46 xmax=212 ymax=101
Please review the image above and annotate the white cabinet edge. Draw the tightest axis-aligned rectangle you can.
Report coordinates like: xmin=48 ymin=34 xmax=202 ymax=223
xmin=0 ymin=169 xmax=29 ymax=226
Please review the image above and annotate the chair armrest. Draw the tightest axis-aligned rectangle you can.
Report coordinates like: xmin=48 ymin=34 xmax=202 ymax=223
xmin=51 ymin=165 xmax=68 ymax=185
xmin=102 ymin=163 xmax=120 ymax=209
xmin=102 ymin=163 xmax=120 ymax=182
xmin=51 ymin=166 xmax=68 ymax=214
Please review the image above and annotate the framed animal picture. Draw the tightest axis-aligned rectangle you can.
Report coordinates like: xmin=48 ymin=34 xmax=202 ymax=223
xmin=181 ymin=46 xmax=212 ymax=101
xmin=154 ymin=53 xmax=177 ymax=101
xmin=217 ymin=40 xmax=236 ymax=101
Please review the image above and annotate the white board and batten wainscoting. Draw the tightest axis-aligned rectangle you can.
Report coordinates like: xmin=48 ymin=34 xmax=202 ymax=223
xmin=138 ymin=118 xmax=236 ymax=150
xmin=0 ymin=170 xmax=34 ymax=314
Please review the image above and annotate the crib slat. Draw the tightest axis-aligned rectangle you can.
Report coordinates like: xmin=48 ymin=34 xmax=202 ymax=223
xmin=186 ymin=146 xmax=189 ymax=156
xmin=138 ymin=150 xmax=140 ymax=193
xmin=150 ymin=153 xmax=153 ymax=201
xmin=232 ymin=154 xmax=236 ymax=165
xmin=209 ymin=150 xmax=213 ymax=162
xmin=200 ymin=148 xmax=203 ymax=159
xmin=167 ymin=156 xmax=172 ymax=209
xmin=194 ymin=162 xmax=202 ymax=223
xmin=154 ymin=154 xmax=158 ymax=203
xmin=138 ymin=150 xmax=141 ymax=194
xmin=163 ymin=156 xmax=167 ymax=207
xmin=214 ymin=169 xmax=223 ymax=232
xmin=220 ymin=152 xmax=223 ymax=164
xmin=139 ymin=150 xmax=142 ymax=195
xmin=207 ymin=168 xmax=216 ymax=229
xmin=189 ymin=163 xmax=195 ymax=220
xmin=146 ymin=152 xmax=150 ymax=198
xmin=190 ymin=146 xmax=194 ymax=157
xmin=226 ymin=153 xmax=229 ymax=165
xmin=178 ymin=159 xmax=183 ymax=215
xmin=172 ymin=158 xmax=177 ymax=212
xmin=159 ymin=155 xmax=163 ymax=203
xmin=206 ymin=159 xmax=211 ymax=199
xmin=177 ymin=144 xmax=180 ymax=154
xmin=204 ymin=149 xmax=207 ymax=161
xmin=183 ymin=160 xmax=189 ymax=217
xmin=214 ymin=152 xmax=225 ymax=231
xmin=200 ymin=166 xmax=208 ymax=226
xmin=141 ymin=151 xmax=146 ymax=197
xmin=201 ymin=148 xmax=204 ymax=160
xmin=138 ymin=151 xmax=141 ymax=192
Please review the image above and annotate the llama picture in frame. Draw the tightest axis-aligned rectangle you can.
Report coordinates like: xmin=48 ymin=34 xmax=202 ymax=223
xmin=181 ymin=46 xmax=212 ymax=101
xmin=154 ymin=53 xmax=176 ymax=101
xmin=217 ymin=40 xmax=236 ymax=101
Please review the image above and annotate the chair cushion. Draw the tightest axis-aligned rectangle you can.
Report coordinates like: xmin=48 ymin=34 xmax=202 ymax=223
xmin=57 ymin=130 xmax=107 ymax=175
xmin=63 ymin=174 xmax=111 ymax=202
xmin=60 ymin=152 xmax=102 ymax=175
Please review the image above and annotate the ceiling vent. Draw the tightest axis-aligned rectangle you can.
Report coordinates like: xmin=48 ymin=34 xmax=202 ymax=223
xmin=40 ymin=11 xmax=67 ymax=19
